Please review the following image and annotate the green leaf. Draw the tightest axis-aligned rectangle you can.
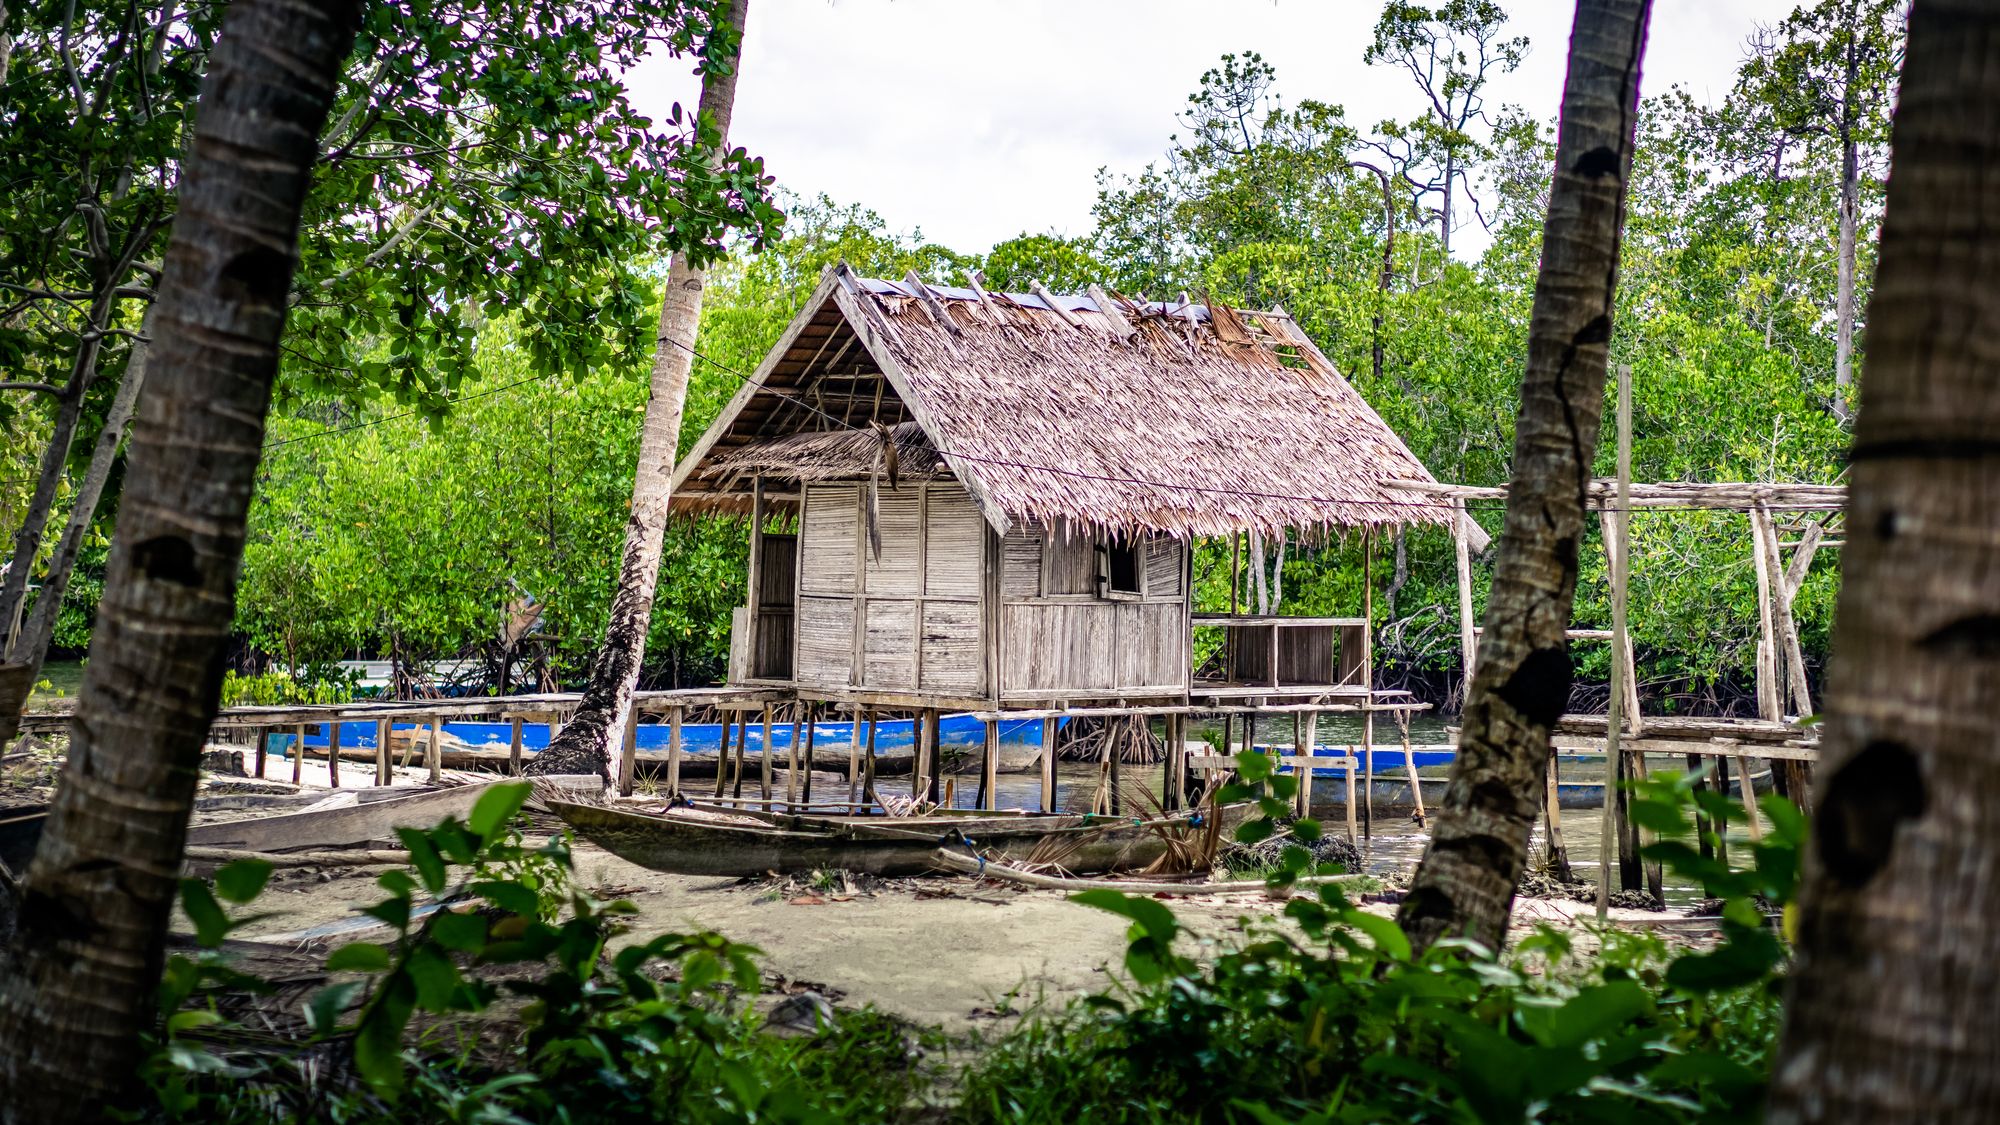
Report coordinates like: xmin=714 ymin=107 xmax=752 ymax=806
xmin=468 ymin=781 xmax=532 ymax=839
xmin=305 ymin=981 xmax=366 ymax=1035
xmin=431 ymin=909 xmax=489 ymax=953
xmin=354 ymin=972 xmax=417 ymax=1092
xmin=396 ymin=828 xmax=449 ymax=895
xmin=470 ymin=879 xmax=541 ymax=917
xmin=213 ymin=859 xmax=274 ymax=905
xmin=180 ymin=879 xmax=231 ymax=948
xmin=325 ymin=942 xmax=393 ymax=973
xmin=1342 ymin=909 xmax=1412 ymax=962
xmin=166 ymin=1009 xmax=224 ymax=1035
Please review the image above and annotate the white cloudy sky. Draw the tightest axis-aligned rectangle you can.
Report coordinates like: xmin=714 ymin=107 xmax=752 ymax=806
xmin=628 ymin=0 xmax=1799 ymax=258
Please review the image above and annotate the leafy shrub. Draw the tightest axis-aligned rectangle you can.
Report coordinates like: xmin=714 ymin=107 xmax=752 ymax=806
xmin=219 ymin=663 xmax=362 ymax=707
xmin=145 ymin=783 xmax=935 ymax=1123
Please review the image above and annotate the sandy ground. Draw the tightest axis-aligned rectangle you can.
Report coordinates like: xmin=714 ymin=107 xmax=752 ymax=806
xmin=217 ymin=834 xmax=1715 ymax=1035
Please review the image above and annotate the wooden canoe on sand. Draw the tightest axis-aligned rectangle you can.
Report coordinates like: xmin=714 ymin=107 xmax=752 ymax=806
xmin=546 ymin=800 xmax=1228 ymax=879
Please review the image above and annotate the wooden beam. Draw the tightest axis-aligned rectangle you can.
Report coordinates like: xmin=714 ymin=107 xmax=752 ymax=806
xmin=903 ymin=270 xmax=962 ymax=336
xmin=963 ymin=269 xmax=1007 ymax=327
xmin=1087 ymin=284 xmax=1137 ymax=341
xmin=1030 ymin=280 xmax=1084 ymax=329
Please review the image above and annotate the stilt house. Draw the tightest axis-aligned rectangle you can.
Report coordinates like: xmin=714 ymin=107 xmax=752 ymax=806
xmin=671 ymin=264 xmax=1464 ymax=713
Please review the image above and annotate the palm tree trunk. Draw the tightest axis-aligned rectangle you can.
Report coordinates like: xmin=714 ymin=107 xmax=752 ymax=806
xmin=524 ymin=0 xmax=750 ymax=780
xmin=1767 ymin=1 xmax=2000 ymax=1117
xmin=0 ymin=329 xmax=151 ymax=749
xmin=1396 ymin=0 xmax=1651 ymax=956
xmin=0 ymin=0 xmax=360 ymax=1116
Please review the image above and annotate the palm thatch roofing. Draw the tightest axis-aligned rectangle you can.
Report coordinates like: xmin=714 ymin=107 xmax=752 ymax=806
xmin=673 ymin=264 xmax=1470 ymax=542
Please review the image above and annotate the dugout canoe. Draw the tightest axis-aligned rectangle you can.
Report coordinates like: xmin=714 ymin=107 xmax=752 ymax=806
xmin=185 ymin=781 xmax=499 ymax=852
xmin=546 ymin=800 xmax=1221 ymax=878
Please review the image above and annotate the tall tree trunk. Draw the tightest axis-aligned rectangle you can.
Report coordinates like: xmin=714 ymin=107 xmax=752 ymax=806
xmin=1396 ymin=0 xmax=1651 ymax=956
xmin=1767 ymin=1 xmax=2000 ymax=1116
xmin=0 ymin=0 xmax=359 ymax=1116
xmin=524 ymin=0 xmax=750 ymax=780
xmin=1441 ymin=148 xmax=1455 ymax=258
xmin=1833 ymin=23 xmax=1862 ymax=419
xmin=0 ymin=330 xmax=151 ymax=748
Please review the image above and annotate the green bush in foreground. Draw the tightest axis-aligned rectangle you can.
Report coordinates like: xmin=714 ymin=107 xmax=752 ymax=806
xmin=142 ymin=767 xmax=1800 ymax=1123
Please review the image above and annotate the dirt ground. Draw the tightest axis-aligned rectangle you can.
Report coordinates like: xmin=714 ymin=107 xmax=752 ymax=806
xmin=224 ymin=838 xmax=1713 ymax=1034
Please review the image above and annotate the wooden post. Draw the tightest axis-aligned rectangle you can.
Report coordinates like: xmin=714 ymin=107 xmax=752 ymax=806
xmin=1543 ymin=752 xmax=1572 ymax=881
xmin=325 ymin=722 xmax=340 ymax=787
xmin=913 ymin=710 xmax=929 ymax=801
xmin=1107 ymin=716 xmax=1123 ymax=816
xmin=667 ymin=707 xmax=684 ymax=798
xmin=1688 ymin=752 xmax=1713 ymax=861
xmin=1749 ymin=509 xmax=1783 ymax=724
xmin=1734 ymin=752 xmax=1764 ymax=842
xmin=760 ymin=704 xmax=774 ymax=801
xmin=862 ymin=709 xmax=880 ymax=806
xmin=1039 ymin=716 xmax=1058 ymax=812
xmin=714 ymin=711 xmax=733 ymax=799
xmin=1361 ymin=525 xmax=1374 ymax=840
xmin=1397 ymin=709 xmax=1427 ymax=827
xmin=548 ymin=713 xmax=560 ymax=750
xmin=376 ymin=718 xmax=391 ymax=785
xmin=291 ymin=724 xmax=305 ymax=785
xmin=925 ymin=709 xmax=942 ymax=806
xmin=1756 ymin=503 xmax=1815 ymax=810
xmin=618 ymin=707 xmax=638 ymax=797
xmin=1454 ymin=500 xmax=1477 ymax=705
xmin=254 ymin=728 xmax=269 ymax=779
xmin=1163 ymin=714 xmax=1183 ymax=811
xmin=799 ymin=707 xmax=817 ymax=806
xmin=980 ymin=719 xmax=999 ymax=810
xmin=785 ymin=715 xmax=800 ymax=808
xmin=1291 ymin=712 xmax=1309 ymax=817
xmin=508 ymin=717 xmax=523 ymax=776
xmin=426 ymin=715 xmax=441 ymax=784
xmin=748 ymin=475 xmax=766 ymax=679
xmin=1598 ymin=363 xmax=1633 ymax=923
xmin=847 ymin=708 xmax=863 ymax=803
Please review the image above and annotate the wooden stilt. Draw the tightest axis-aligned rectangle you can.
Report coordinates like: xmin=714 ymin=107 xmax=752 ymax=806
xmin=1107 ymin=717 xmax=1123 ymax=816
xmin=326 ymin=722 xmax=340 ymax=787
xmin=548 ymin=713 xmax=560 ymax=751
xmin=714 ymin=712 xmax=733 ymax=799
xmin=1689 ymin=752 xmax=1713 ymax=860
xmin=507 ymin=717 xmax=523 ymax=776
xmin=618 ymin=709 xmax=638 ymax=797
xmin=785 ymin=716 xmax=800 ymax=808
xmin=847 ymin=707 xmax=863 ymax=802
xmin=426 ymin=716 xmax=441 ymax=784
xmin=926 ymin=709 xmax=943 ymax=805
xmin=1291 ymin=713 xmax=1308 ymax=817
xmin=664 ymin=708 xmax=683 ymax=797
xmin=800 ymin=707 xmax=817 ymax=805
xmin=980 ymin=719 xmax=999 ymax=810
xmin=376 ymin=719 xmax=391 ymax=785
xmin=1543 ymin=752 xmax=1572 ymax=881
xmin=254 ymin=728 xmax=269 ymax=779
xmin=1398 ymin=709 xmax=1426 ymax=827
xmin=862 ymin=709 xmax=880 ymax=806
xmin=291 ymin=724 xmax=305 ymax=785
xmin=760 ymin=705 xmax=774 ymax=801
xmin=1734 ymin=752 xmax=1764 ymax=842
xmin=1361 ymin=526 xmax=1373 ymax=839
xmin=1039 ymin=716 xmax=1057 ymax=812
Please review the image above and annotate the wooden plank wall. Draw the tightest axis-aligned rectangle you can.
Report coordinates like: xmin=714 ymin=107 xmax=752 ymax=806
xmin=793 ymin=480 xmax=987 ymax=695
xmin=997 ymin=520 xmax=1190 ymax=698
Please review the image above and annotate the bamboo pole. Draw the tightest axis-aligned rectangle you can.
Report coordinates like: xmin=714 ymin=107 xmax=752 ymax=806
xmin=667 ymin=708 xmax=684 ymax=798
xmin=326 ymin=722 xmax=340 ymax=787
xmin=1598 ymin=363 xmax=1632 ymax=924
xmin=375 ymin=718 xmax=390 ymax=785
xmin=291 ymin=724 xmax=305 ymax=785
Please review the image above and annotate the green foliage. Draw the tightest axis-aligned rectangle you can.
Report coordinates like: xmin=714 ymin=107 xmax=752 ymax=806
xmin=957 ymin=762 xmax=1796 ymax=1124
xmin=146 ymin=783 xmax=933 ymax=1122
xmin=219 ymin=666 xmax=361 ymax=707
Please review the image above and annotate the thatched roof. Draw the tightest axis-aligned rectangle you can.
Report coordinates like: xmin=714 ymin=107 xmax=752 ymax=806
xmin=673 ymin=265 xmax=1463 ymax=541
